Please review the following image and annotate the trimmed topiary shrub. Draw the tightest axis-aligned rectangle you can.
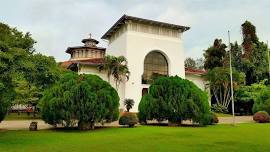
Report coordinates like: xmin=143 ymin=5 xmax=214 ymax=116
xmin=253 ymin=111 xmax=270 ymax=123
xmin=252 ymin=87 xmax=270 ymax=114
xmin=119 ymin=112 xmax=138 ymax=127
xmin=40 ymin=72 xmax=119 ymax=130
xmin=138 ymin=76 xmax=211 ymax=125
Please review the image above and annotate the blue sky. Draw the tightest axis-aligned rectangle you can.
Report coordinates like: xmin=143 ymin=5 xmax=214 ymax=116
xmin=1 ymin=0 xmax=270 ymax=61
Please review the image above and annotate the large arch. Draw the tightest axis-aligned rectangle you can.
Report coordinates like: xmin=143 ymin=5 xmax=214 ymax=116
xmin=142 ymin=51 xmax=169 ymax=84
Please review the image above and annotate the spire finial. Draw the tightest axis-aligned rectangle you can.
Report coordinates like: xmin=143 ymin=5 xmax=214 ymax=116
xmin=89 ymin=33 xmax=92 ymax=39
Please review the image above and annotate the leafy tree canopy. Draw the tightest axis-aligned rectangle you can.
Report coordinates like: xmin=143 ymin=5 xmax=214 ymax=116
xmin=252 ymin=87 xmax=270 ymax=114
xmin=0 ymin=22 xmax=60 ymax=122
xmin=236 ymin=80 xmax=267 ymax=104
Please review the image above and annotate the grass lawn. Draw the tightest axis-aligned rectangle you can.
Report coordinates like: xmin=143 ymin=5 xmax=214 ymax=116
xmin=4 ymin=113 xmax=41 ymax=121
xmin=0 ymin=123 xmax=269 ymax=152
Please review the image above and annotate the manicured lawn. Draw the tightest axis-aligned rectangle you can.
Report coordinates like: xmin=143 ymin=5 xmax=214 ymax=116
xmin=4 ymin=113 xmax=41 ymax=121
xmin=0 ymin=123 xmax=269 ymax=152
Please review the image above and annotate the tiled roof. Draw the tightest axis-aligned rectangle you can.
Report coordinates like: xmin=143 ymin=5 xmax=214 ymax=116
xmin=185 ymin=68 xmax=207 ymax=75
xmin=61 ymin=58 xmax=104 ymax=69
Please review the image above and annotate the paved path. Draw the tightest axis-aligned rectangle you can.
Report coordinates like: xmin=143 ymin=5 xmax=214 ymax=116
xmin=0 ymin=120 xmax=52 ymax=130
xmin=218 ymin=116 xmax=253 ymax=124
xmin=0 ymin=116 xmax=254 ymax=130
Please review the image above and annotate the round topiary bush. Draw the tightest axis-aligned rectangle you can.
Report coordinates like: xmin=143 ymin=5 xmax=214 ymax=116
xmin=40 ymin=72 xmax=119 ymax=130
xmin=119 ymin=112 xmax=138 ymax=127
xmin=253 ymin=111 xmax=270 ymax=123
xmin=138 ymin=76 xmax=211 ymax=125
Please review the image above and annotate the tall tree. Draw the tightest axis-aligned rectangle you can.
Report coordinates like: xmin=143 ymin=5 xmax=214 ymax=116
xmin=241 ymin=21 xmax=269 ymax=85
xmin=203 ymin=39 xmax=227 ymax=70
xmin=223 ymin=42 xmax=243 ymax=71
xmin=0 ymin=22 xmax=60 ymax=121
xmin=0 ymin=23 xmax=35 ymax=122
xmin=242 ymin=21 xmax=258 ymax=59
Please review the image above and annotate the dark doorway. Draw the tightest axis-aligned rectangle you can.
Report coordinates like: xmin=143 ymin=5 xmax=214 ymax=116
xmin=142 ymin=88 xmax=148 ymax=96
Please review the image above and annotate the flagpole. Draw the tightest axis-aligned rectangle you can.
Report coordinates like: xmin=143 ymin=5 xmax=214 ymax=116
xmin=228 ymin=30 xmax=235 ymax=125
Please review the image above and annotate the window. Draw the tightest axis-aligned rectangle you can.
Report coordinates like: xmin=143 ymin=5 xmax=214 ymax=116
xmin=142 ymin=51 xmax=168 ymax=84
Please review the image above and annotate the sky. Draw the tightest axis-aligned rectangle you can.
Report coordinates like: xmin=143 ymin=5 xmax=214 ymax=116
xmin=1 ymin=0 xmax=270 ymax=61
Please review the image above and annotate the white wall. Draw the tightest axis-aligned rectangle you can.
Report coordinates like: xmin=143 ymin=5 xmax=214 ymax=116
xmin=185 ymin=74 xmax=211 ymax=105
xmin=106 ymin=27 xmax=185 ymax=112
xmin=185 ymin=74 xmax=206 ymax=91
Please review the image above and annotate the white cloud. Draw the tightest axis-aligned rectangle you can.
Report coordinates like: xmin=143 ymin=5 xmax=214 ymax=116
xmin=1 ymin=0 xmax=269 ymax=61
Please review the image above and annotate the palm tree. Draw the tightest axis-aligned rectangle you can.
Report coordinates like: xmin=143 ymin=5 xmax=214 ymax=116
xmin=97 ymin=55 xmax=130 ymax=90
xmin=124 ymin=98 xmax=134 ymax=112
xmin=97 ymin=55 xmax=113 ymax=82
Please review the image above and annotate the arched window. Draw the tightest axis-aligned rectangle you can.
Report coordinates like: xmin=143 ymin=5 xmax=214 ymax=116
xmin=142 ymin=51 xmax=168 ymax=84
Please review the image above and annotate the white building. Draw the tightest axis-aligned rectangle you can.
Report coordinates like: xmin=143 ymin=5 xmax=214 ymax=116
xmin=62 ymin=15 xmax=208 ymax=112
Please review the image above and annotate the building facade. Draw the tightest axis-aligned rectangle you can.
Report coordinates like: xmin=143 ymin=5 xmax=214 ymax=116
xmin=62 ymin=15 xmax=208 ymax=112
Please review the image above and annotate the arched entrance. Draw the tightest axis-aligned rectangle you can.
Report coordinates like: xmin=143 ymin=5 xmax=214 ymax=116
xmin=142 ymin=51 xmax=168 ymax=84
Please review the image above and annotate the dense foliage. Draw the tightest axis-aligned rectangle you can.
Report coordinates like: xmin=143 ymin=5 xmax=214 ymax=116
xmin=205 ymin=67 xmax=245 ymax=112
xmin=253 ymin=111 xmax=270 ymax=123
xmin=0 ymin=22 xmax=60 ymax=122
xmin=40 ymin=73 xmax=119 ymax=130
xmin=235 ymin=81 xmax=267 ymax=114
xmin=252 ymin=87 xmax=270 ymax=114
xmin=138 ymin=76 xmax=211 ymax=125
xmin=203 ymin=39 xmax=227 ymax=70
xmin=0 ymin=23 xmax=34 ymax=121
xmin=119 ymin=112 xmax=138 ymax=127
xmin=203 ymin=21 xmax=270 ymax=114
